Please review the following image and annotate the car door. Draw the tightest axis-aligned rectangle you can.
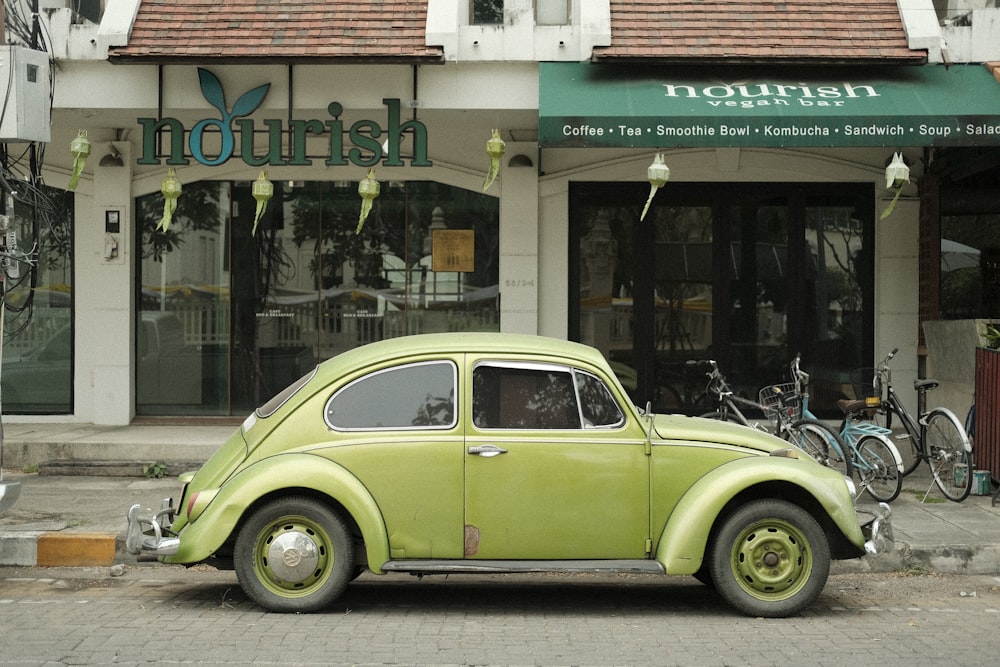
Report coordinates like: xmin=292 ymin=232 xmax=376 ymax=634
xmin=323 ymin=358 xmax=466 ymax=559
xmin=464 ymin=358 xmax=650 ymax=560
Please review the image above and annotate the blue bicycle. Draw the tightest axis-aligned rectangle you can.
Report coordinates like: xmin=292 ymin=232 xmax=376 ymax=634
xmin=836 ymin=395 xmax=903 ymax=503
xmin=758 ymin=368 xmax=852 ymax=479
xmin=776 ymin=355 xmax=901 ymax=502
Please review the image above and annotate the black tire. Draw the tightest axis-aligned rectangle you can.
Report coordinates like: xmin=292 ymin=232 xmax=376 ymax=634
xmin=925 ymin=409 xmax=973 ymax=502
xmin=708 ymin=499 xmax=830 ymax=618
xmin=693 ymin=565 xmax=715 ymax=588
xmin=875 ymin=405 xmax=920 ymax=477
xmin=234 ymin=496 xmax=353 ymax=612
xmin=786 ymin=419 xmax=853 ymax=479
xmin=853 ymin=435 xmax=902 ymax=503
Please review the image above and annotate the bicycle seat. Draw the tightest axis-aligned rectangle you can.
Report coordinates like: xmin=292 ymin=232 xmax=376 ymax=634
xmin=913 ymin=378 xmax=939 ymax=391
xmin=837 ymin=397 xmax=880 ymax=414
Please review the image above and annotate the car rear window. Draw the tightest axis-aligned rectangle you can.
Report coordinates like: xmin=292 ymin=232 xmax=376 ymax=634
xmin=325 ymin=361 xmax=457 ymax=430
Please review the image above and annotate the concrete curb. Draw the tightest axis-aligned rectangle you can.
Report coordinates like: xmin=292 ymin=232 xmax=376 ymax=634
xmin=0 ymin=531 xmax=119 ymax=567
xmin=4 ymin=529 xmax=999 ymax=576
xmin=833 ymin=543 xmax=1000 ymax=575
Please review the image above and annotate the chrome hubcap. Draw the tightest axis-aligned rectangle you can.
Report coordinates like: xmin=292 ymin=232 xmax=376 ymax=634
xmin=267 ymin=531 xmax=319 ymax=583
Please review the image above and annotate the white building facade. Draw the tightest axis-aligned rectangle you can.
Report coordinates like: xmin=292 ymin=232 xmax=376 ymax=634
xmin=1 ymin=0 xmax=999 ymax=430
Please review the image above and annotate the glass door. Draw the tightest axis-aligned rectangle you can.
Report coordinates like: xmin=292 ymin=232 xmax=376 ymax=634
xmin=570 ymin=182 xmax=873 ymax=417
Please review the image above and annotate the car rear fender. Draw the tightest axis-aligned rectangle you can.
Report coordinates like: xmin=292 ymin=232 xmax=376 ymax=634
xmin=163 ymin=454 xmax=390 ymax=570
xmin=653 ymin=456 xmax=863 ymax=575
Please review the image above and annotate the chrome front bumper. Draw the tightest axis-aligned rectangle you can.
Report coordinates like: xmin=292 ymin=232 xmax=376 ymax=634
xmin=858 ymin=502 xmax=894 ymax=556
xmin=0 ymin=480 xmax=21 ymax=514
xmin=125 ymin=500 xmax=180 ymax=556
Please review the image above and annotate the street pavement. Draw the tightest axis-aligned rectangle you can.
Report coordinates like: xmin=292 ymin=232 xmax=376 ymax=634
xmin=1 ymin=422 xmax=999 ymax=574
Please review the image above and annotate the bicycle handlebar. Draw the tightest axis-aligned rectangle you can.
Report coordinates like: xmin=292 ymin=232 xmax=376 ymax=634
xmin=789 ymin=353 xmax=809 ymax=390
xmin=877 ymin=347 xmax=899 ymax=370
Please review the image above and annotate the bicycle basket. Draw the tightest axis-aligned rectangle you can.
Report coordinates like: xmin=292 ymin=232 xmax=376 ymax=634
xmin=848 ymin=367 xmax=883 ymax=401
xmin=758 ymin=383 xmax=802 ymax=423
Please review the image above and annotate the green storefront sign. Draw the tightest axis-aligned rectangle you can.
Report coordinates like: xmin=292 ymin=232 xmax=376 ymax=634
xmin=139 ymin=68 xmax=432 ymax=167
xmin=539 ymin=63 xmax=1000 ymax=148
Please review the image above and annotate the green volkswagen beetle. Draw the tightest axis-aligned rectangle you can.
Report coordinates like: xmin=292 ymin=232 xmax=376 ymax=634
xmin=127 ymin=332 xmax=891 ymax=617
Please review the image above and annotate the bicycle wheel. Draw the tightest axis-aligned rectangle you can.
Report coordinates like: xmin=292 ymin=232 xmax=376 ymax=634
xmin=924 ymin=408 xmax=973 ymax=502
xmin=785 ymin=419 xmax=852 ymax=479
xmin=853 ymin=434 xmax=902 ymax=503
xmin=876 ymin=404 xmax=921 ymax=477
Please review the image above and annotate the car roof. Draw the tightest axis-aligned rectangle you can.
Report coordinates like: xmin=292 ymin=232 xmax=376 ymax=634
xmin=318 ymin=332 xmax=609 ymax=375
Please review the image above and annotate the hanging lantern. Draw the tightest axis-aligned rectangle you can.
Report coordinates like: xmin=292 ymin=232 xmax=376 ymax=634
xmin=482 ymin=129 xmax=506 ymax=191
xmin=640 ymin=153 xmax=670 ymax=221
xmin=880 ymin=152 xmax=910 ymax=220
xmin=67 ymin=130 xmax=91 ymax=191
xmin=158 ymin=168 xmax=182 ymax=232
xmin=251 ymin=170 xmax=273 ymax=235
xmin=356 ymin=168 xmax=380 ymax=234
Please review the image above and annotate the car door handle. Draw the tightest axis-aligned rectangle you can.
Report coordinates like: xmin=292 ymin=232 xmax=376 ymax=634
xmin=468 ymin=445 xmax=508 ymax=457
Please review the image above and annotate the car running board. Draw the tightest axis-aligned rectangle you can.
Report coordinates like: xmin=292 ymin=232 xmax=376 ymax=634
xmin=381 ymin=559 xmax=666 ymax=575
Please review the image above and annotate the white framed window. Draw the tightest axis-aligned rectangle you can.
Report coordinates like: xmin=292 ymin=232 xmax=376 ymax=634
xmin=470 ymin=0 xmax=504 ymax=25
xmin=536 ymin=0 xmax=570 ymax=26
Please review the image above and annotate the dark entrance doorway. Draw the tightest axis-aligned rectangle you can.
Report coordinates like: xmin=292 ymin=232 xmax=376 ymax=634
xmin=570 ymin=181 xmax=874 ymax=417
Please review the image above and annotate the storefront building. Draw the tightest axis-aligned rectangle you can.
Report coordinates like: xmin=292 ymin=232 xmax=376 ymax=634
xmin=2 ymin=0 xmax=999 ymax=427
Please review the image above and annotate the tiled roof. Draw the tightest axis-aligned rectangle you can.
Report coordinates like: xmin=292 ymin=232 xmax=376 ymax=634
xmin=109 ymin=0 xmax=443 ymax=63
xmin=594 ymin=0 xmax=927 ymax=64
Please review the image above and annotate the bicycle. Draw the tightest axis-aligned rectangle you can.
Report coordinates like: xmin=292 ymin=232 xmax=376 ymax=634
xmin=762 ymin=354 xmax=898 ymax=501
xmin=694 ymin=360 xmax=850 ymax=475
xmin=854 ymin=348 xmax=973 ymax=502
xmin=757 ymin=356 xmax=852 ymax=480
xmin=694 ymin=359 xmax=769 ymax=429
xmin=836 ymin=395 xmax=903 ymax=503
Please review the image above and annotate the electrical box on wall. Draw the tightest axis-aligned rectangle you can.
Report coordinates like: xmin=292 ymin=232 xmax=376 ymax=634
xmin=0 ymin=46 xmax=52 ymax=143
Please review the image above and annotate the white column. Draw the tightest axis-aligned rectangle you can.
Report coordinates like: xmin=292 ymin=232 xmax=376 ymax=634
xmin=77 ymin=141 xmax=135 ymax=425
xmin=499 ymin=142 xmax=539 ymax=334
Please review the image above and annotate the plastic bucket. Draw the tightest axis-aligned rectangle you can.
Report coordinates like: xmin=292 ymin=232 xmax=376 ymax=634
xmin=972 ymin=470 xmax=993 ymax=496
xmin=954 ymin=463 xmax=968 ymax=488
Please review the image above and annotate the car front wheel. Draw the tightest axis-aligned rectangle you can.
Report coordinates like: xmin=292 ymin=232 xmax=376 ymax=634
xmin=234 ymin=496 xmax=353 ymax=612
xmin=708 ymin=499 xmax=830 ymax=618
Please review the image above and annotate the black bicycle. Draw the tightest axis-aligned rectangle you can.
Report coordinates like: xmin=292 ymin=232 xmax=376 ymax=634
xmin=861 ymin=348 xmax=973 ymax=502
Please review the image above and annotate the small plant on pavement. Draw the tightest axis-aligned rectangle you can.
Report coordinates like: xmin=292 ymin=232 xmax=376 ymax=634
xmin=143 ymin=461 xmax=167 ymax=479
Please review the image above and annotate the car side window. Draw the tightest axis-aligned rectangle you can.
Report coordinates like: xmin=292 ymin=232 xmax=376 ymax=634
xmin=473 ymin=362 xmax=581 ymax=429
xmin=325 ymin=361 xmax=457 ymax=430
xmin=575 ymin=370 xmax=625 ymax=428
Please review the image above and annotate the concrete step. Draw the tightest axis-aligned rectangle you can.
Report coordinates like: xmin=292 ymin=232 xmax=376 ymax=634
xmin=37 ymin=460 xmax=204 ymax=477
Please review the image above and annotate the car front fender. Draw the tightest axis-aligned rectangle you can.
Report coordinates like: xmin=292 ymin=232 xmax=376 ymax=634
xmin=654 ymin=456 xmax=863 ymax=575
xmin=163 ymin=453 xmax=390 ymax=572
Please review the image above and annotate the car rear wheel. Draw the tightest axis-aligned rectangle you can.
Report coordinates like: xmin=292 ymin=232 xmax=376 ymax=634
xmin=234 ymin=496 xmax=353 ymax=612
xmin=708 ymin=499 xmax=830 ymax=618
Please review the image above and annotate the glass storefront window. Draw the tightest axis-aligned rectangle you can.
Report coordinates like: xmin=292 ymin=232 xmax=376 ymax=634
xmin=137 ymin=182 xmax=230 ymax=415
xmin=571 ymin=182 xmax=872 ymax=418
xmin=938 ymin=160 xmax=1000 ymax=319
xmin=137 ymin=179 xmax=499 ymax=416
xmin=1 ymin=186 xmax=74 ymax=414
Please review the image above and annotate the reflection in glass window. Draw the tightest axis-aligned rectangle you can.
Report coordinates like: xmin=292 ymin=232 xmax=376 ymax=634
xmin=137 ymin=182 xmax=231 ymax=415
xmin=1 ymin=185 xmax=74 ymax=414
xmin=471 ymin=0 xmax=504 ymax=24
xmin=138 ymin=179 xmax=498 ymax=417
xmin=575 ymin=371 xmax=624 ymax=428
xmin=325 ymin=361 xmax=456 ymax=429
xmin=473 ymin=363 xmax=583 ymax=429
